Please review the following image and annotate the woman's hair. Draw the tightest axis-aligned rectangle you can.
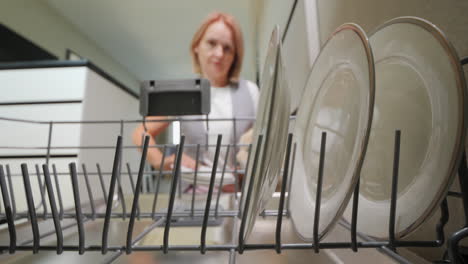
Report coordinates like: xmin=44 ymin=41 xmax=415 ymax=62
xmin=190 ymin=11 xmax=244 ymax=83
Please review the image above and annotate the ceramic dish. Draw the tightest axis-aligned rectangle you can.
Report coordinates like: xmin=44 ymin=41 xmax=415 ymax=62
xmin=180 ymin=165 xmax=236 ymax=185
xmin=343 ymin=17 xmax=467 ymax=238
xmin=255 ymin=37 xmax=291 ymax=213
xmin=290 ymin=23 xmax=375 ymax=241
xmin=240 ymin=25 xmax=291 ymax=241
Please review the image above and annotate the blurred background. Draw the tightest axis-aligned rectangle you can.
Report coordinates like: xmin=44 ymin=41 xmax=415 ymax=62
xmin=1 ymin=0 xmax=468 ymax=262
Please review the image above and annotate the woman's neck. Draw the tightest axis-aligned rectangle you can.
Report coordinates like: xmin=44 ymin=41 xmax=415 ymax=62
xmin=210 ymin=80 xmax=228 ymax=87
xmin=206 ymin=75 xmax=229 ymax=87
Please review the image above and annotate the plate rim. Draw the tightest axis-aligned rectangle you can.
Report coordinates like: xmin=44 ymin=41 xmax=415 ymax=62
xmin=290 ymin=22 xmax=375 ymax=241
xmin=240 ymin=24 xmax=282 ymax=240
xmin=350 ymin=16 xmax=467 ymax=239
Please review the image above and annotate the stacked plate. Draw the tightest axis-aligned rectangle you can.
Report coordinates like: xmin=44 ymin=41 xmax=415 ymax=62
xmin=243 ymin=16 xmax=467 ymax=242
xmin=290 ymin=16 xmax=466 ymax=240
xmin=290 ymin=23 xmax=375 ymax=240
xmin=240 ymin=25 xmax=291 ymax=241
xmin=180 ymin=164 xmax=236 ymax=185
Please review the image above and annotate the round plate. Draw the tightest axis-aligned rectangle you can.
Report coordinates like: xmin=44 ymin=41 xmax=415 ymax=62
xmin=343 ymin=17 xmax=467 ymax=238
xmin=240 ymin=25 xmax=291 ymax=241
xmin=180 ymin=165 xmax=236 ymax=185
xmin=290 ymin=23 xmax=375 ymax=241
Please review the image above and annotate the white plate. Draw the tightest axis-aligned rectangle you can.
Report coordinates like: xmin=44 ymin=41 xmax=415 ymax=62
xmin=343 ymin=17 xmax=467 ymax=238
xmin=180 ymin=164 xmax=236 ymax=185
xmin=290 ymin=23 xmax=375 ymax=241
xmin=240 ymin=25 xmax=291 ymax=241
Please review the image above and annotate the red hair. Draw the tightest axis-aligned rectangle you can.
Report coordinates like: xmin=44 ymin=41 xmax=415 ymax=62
xmin=190 ymin=12 xmax=244 ymax=82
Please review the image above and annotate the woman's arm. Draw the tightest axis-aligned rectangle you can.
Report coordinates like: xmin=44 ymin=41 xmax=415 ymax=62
xmin=132 ymin=116 xmax=172 ymax=170
xmin=132 ymin=116 xmax=197 ymax=170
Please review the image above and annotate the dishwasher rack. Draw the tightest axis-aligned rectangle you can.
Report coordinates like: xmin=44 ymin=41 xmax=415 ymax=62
xmin=0 ymin=116 xmax=468 ymax=264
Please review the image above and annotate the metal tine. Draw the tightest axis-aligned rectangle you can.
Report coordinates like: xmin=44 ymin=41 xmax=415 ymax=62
xmin=351 ymin=177 xmax=360 ymax=252
xmin=238 ymin=134 xmax=264 ymax=254
xmin=126 ymin=135 xmax=150 ymax=254
xmin=388 ymin=130 xmax=401 ymax=251
xmin=42 ymin=122 xmax=53 ymax=212
xmin=449 ymin=227 xmax=468 ymax=264
xmin=462 ymin=56 xmax=468 ymax=66
xmin=448 ymin=191 xmax=463 ymax=198
xmin=21 ymin=164 xmax=40 ymax=254
xmin=435 ymin=198 xmax=449 ymax=246
xmin=215 ymin=144 xmax=231 ymax=218
xmin=34 ymin=164 xmax=47 ymax=220
xmin=96 ymin=164 xmax=108 ymax=203
xmin=457 ymin=150 xmax=468 ymax=227
xmin=5 ymin=165 xmax=17 ymax=219
xmin=69 ymin=163 xmax=85 ymax=255
xmin=42 ymin=165 xmax=63 ymax=254
xmin=285 ymin=143 xmax=297 ymax=215
xmin=102 ymin=136 xmax=123 ymax=255
xmin=45 ymin=121 xmax=53 ymax=165
xmin=18 ymin=218 xmax=89 ymax=248
xmin=82 ymin=164 xmax=96 ymax=220
xmin=201 ymin=135 xmax=223 ymax=254
xmin=0 ymin=165 xmax=16 ymax=253
xmin=163 ymin=136 xmax=186 ymax=254
xmin=152 ymin=145 xmax=167 ymax=220
xmin=313 ymin=132 xmax=327 ymax=253
xmin=126 ymin=163 xmax=140 ymax=220
xmin=140 ymin=131 xmax=147 ymax=194
xmin=191 ymin=144 xmax=201 ymax=218
xmin=238 ymin=144 xmax=253 ymax=218
xmin=52 ymin=164 xmax=64 ymax=220
xmin=118 ymin=119 xmax=126 ymax=221
xmin=4 ymin=207 xmax=15 ymax=253
xmin=450 ymin=148 xmax=467 ymax=262
xmin=275 ymin=133 xmax=293 ymax=254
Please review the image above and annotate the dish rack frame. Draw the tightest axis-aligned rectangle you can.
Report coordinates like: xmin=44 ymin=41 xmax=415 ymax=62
xmin=0 ymin=58 xmax=467 ymax=263
xmin=0 ymin=118 xmax=465 ymax=264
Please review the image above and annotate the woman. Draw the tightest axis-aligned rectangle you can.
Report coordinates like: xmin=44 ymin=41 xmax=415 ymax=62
xmin=132 ymin=12 xmax=258 ymax=185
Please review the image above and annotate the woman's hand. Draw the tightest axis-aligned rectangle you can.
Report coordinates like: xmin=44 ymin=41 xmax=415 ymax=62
xmin=164 ymin=153 xmax=197 ymax=171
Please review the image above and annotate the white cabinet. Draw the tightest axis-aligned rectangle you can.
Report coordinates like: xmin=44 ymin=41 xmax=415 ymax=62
xmin=0 ymin=67 xmax=87 ymax=102
xmin=0 ymin=64 xmax=140 ymax=211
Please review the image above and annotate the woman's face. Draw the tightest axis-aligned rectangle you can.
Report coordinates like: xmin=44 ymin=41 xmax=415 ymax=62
xmin=195 ymin=21 xmax=235 ymax=87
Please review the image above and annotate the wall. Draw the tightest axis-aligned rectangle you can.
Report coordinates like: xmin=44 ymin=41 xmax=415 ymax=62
xmin=316 ymin=0 xmax=468 ymax=78
xmin=0 ymin=0 xmax=139 ymax=93
xmin=255 ymin=0 xmax=295 ymax=75
xmin=255 ymin=0 xmax=321 ymax=113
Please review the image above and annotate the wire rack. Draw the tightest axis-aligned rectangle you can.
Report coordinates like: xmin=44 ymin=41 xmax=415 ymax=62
xmin=0 ymin=114 xmax=468 ymax=264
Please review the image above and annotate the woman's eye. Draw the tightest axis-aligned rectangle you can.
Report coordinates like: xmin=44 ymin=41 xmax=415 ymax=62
xmin=223 ymin=46 xmax=232 ymax=54
xmin=208 ymin=40 xmax=216 ymax=47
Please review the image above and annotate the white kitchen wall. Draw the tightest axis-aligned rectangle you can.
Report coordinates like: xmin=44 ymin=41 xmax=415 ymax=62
xmin=316 ymin=0 xmax=468 ymax=79
xmin=0 ymin=0 xmax=139 ymax=93
xmin=256 ymin=0 xmax=321 ymax=113
xmin=255 ymin=0 xmax=295 ymax=75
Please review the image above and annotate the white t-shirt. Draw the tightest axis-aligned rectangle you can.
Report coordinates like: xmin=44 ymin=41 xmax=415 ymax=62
xmin=204 ymin=81 xmax=259 ymax=168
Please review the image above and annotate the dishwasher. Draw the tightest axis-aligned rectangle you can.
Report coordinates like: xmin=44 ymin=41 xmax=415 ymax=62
xmin=0 ymin=117 xmax=467 ymax=263
xmin=1 ymin=75 xmax=468 ymax=264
